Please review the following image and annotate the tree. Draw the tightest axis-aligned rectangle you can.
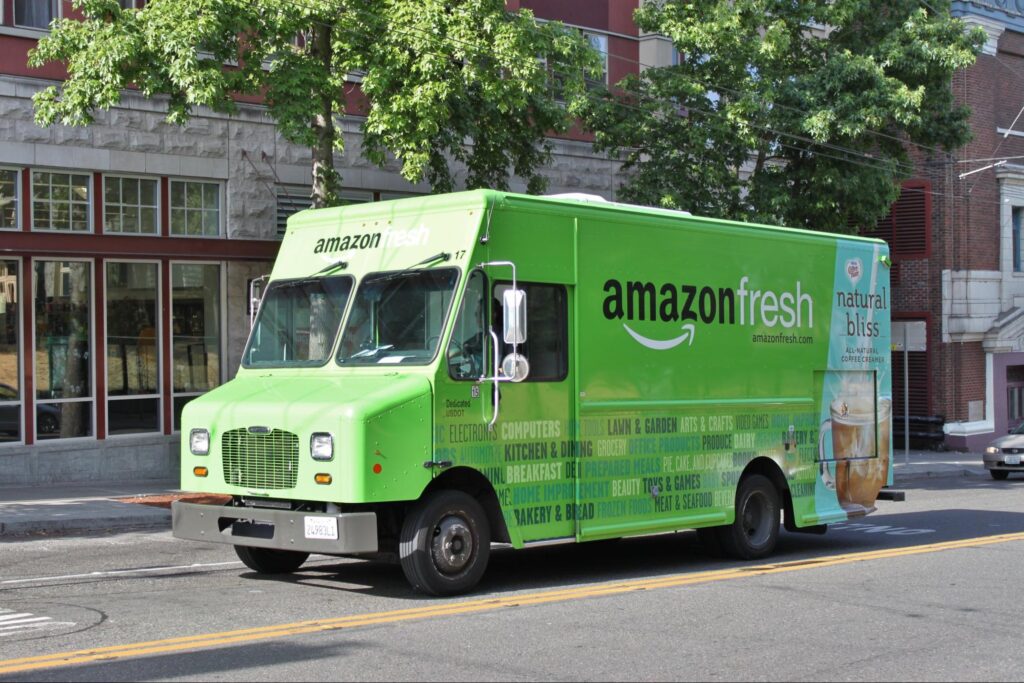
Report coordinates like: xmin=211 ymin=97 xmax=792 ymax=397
xmin=30 ymin=0 xmax=600 ymax=207
xmin=585 ymin=0 xmax=983 ymax=233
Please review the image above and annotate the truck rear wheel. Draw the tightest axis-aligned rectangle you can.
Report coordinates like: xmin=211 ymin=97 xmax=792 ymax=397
xmin=234 ymin=546 xmax=309 ymax=574
xmin=399 ymin=490 xmax=490 ymax=596
xmin=716 ymin=474 xmax=780 ymax=560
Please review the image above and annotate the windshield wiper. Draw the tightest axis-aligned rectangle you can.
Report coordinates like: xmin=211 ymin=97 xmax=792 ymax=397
xmin=312 ymin=259 xmax=349 ymax=277
xmin=347 ymin=343 xmax=394 ymax=360
xmin=375 ymin=252 xmax=451 ymax=283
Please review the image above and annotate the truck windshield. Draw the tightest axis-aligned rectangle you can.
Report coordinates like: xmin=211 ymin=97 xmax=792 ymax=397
xmin=337 ymin=267 xmax=459 ymax=366
xmin=242 ymin=276 xmax=353 ymax=368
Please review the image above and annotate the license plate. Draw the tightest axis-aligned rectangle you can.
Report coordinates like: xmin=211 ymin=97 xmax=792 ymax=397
xmin=1005 ymin=454 xmax=1021 ymax=465
xmin=304 ymin=515 xmax=338 ymax=540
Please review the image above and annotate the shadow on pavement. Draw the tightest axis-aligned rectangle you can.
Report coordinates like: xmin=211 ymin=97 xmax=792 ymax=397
xmin=0 ymin=639 xmax=366 ymax=683
xmin=239 ymin=506 xmax=1024 ymax=599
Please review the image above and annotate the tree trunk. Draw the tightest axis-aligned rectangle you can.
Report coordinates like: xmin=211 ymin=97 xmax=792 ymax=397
xmin=310 ymin=24 xmax=340 ymax=209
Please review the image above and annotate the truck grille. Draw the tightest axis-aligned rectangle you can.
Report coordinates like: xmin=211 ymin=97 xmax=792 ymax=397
xmin=221 ymin=428 xmax=299 ymax=489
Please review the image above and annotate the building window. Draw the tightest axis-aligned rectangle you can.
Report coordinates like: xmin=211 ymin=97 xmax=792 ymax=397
xmin=34 ymin=260 xmax=93 ymax=439
xmin=104 ymin=176 xmax=159 ymax=235
xmin=172 ymin=263 xmax=221 ymax=430
xmin=1014 ymin=207 xmax=1023 ymax=273
xmin=275 ymin=186 xmax=372 ymax=237
xmin=891 ymin=318 xmax=930 ymax=421
xmin=14 ymin=0 xmax=57 ymax=29
xmin=862 ymin=181 xmax=931 ymax=260
xmin=32 ymin=171 xmax=91 ymax=232
xmin=583 ymin=32 xmax=609 ymax=86
xmin=106 ymin=262 xmax=160 ymax=434
xmin=0 ymin=260 xmax=20 ymax=443
xmin=0 ymin=169 xmax=18 ymax=230
xmin=170 ymin=181 xmax=221 ymax=237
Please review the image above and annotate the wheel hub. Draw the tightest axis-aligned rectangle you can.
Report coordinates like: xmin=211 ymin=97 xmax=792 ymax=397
xmin=431 ymin=515 xmax=474 ymax=575
xmin=741 ymin=491 xmax=772 ymax=546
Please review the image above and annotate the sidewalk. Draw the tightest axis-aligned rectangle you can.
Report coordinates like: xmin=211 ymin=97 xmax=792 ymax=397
xmin=0 ymin=450 xmax=990 ymax=539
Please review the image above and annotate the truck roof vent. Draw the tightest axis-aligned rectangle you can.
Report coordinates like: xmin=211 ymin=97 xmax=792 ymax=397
xmin=545 ymin=192 xmax=609 ymax=203
xmin=544 ymin=193 xmax=692 ymax=217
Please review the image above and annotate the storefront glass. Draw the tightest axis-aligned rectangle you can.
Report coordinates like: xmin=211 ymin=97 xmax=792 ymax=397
xmin=106 ymin=262 xmax=160 ymax=434
xmin=34 ymin=260 xmax=93 ymax=439
xmin=172 ymin=263 xmax=220 ymax=430
xmin=0 ymin=260 xmax=20 ymax=442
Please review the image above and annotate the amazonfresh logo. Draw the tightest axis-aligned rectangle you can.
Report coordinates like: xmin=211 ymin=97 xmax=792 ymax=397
xmin=602 ymin=277 xmax=814 ymax=350
xmin=312 ymin=226 xmax=430 ymax=255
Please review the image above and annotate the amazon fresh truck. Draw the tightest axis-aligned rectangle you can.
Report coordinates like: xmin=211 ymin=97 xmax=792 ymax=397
xmin=172 ymin=189 xmax=893 ymax=595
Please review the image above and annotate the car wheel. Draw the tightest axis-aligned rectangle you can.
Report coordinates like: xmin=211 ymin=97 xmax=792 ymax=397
xmin=715 ymin=474 xmax=780 ymax=560
xmin=234 ymin=545 xmax=309 ymax=574
xmin=990 ymin=469 xmax=1010 ymax=481
xmin=399 ymin=490 xmax=490 ymax=596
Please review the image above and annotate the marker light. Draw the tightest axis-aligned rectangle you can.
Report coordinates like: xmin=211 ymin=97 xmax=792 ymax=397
xmin=315 ymin=473 xmax=333 ymax=485
xmin=310 ymin=433 xmax=334 ymax=461
xmin=190 ymin=428 xmax=210 ymax=455
xmin=193 ymin=466 xmax=208 ymax=477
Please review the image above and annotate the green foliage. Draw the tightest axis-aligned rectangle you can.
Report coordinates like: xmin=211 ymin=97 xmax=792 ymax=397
xmin=30 ymin=0 xmax=600 ymax=203
xmin=585 ymin=0 xmax=984 ymax=233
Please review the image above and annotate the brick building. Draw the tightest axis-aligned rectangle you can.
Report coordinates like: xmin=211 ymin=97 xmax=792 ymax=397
xmin=885 ymin=1 xmax=1024 ymax=450
xmin=0 ymin=0 xmax=637 ymax=485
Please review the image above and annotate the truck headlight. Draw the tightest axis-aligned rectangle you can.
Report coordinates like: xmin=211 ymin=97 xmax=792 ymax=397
xmin=190 ymin=428 xmax=210 ymax=456
xmin=311 ymin=433 xmax=334 ymax=461
xmin=986 ymin=446 xmax=1001 ymax=454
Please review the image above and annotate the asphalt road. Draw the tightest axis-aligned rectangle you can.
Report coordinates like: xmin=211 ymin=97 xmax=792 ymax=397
xmin=1 ymin=472 xmax=1023 ymax=682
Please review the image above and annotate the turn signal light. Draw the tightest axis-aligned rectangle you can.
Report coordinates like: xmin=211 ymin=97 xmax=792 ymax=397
xmin=315 ymin=473 xmax=332 ymax=485
xmin=193 ymin=466 xmax=208 ymax=477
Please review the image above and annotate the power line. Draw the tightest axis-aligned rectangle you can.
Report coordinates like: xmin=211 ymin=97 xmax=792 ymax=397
xmin=269 ymin=0 xmax=1018 ymax=207
xmin=248 ymin=0 xmax=967 ymax=167
xmin=114 ymin=0 xmax=1010 ymax=208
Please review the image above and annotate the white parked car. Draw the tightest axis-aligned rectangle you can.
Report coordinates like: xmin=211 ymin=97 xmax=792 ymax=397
xmin=983 ymin=425 xmax=1024 ymax=480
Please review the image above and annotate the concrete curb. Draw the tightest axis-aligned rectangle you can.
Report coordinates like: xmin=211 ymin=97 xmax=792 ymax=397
xmin=893 ymin=463 xmax=988 ymax=483
xmin=0 ymin=502 xmax=171 ymax=538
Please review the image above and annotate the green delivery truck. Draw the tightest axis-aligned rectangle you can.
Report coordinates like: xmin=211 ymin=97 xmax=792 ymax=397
xmin=172 ymin=189 xmax=894 ymax=595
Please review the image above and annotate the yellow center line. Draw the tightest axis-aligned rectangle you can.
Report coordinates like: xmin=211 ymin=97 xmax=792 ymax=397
xmin=3 ymin=530 xmax=1023 ymax=675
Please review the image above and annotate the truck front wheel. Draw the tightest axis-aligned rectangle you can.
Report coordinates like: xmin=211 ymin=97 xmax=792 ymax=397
xmin=235 ymin=546 xmax=309 ymax=574
xmin=399 ymin=490 xmax=491 ymax=596
xmin=716 ymin=474 xmax=780 ymax=560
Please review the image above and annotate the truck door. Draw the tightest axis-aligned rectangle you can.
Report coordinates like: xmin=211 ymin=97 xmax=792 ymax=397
xmin=435 ymin=273 xmax=576 ymax=545
xmin=488 ymin=280 xmax=576 ymax=543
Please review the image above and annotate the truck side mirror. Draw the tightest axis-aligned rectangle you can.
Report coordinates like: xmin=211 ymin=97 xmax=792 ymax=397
xmin=502 ymin=288 xmax=527 ymax=344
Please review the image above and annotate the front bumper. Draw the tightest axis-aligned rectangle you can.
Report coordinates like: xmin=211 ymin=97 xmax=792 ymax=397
xmin=171 ymin=501 xmax=378 ymax=554
xmin=982 ymin=452 xmax=1024 ymax=472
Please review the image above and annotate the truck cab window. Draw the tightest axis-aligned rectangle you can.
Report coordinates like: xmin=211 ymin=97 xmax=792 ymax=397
xmin=337 ymin=268 xmax=458 ymax=365
xmin=243 ymin=275 xmax=352 ymax=368
xmin=448 ymin=270 xmax=488 ymax=380
xmin=494 ymin=282 xmax=567 ymax=382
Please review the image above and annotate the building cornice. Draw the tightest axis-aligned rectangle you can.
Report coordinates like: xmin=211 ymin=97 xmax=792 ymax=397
xmin=953 ymin=2 xmax=1021 ymax=53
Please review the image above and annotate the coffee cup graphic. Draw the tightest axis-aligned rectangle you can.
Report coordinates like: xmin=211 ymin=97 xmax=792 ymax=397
xmin=818 ymin=396 xmax=891 ymax=509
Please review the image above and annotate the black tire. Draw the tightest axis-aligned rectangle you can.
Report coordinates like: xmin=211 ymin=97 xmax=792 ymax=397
xmin=991 ymin=469 xmax=1010 ymax=481
xmin=399 ymin=490 xmax=490 ymax=596
xmin=234 ymin=545 xmax=309 ymax=574
xmin=717 ymin=474 xmax=780 ymax=560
